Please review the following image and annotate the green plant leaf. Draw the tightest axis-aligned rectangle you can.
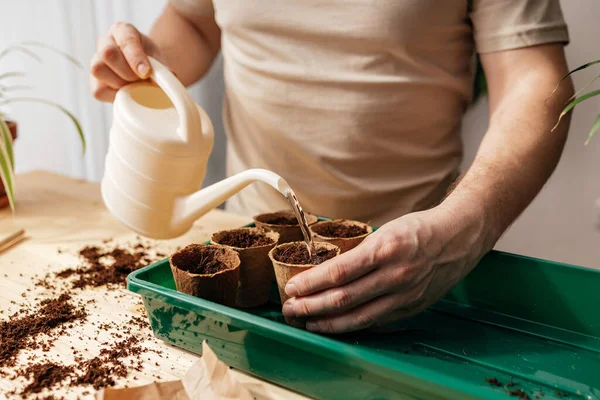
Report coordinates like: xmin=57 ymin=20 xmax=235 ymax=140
xmin=17 ymin=41 xmax=83 ymax=69
xmin=0 ymin=118 xmax=14 ymax=168
xmin=0 ymin=72 xmax=27 ymax=81
xmin=1 ymin=97 xmax=86 ymax=154
xmin=585 ymin=112 xmax=600 ymax=146
xmin=0 ymin=85 xmax=33 ymax=94
xmin=552 ymin=89 xmax=600 ymax=132
xmin=568 ymin=73 xmax=600 ymax=103
xmin=548 ymin=59 xmax=600 ymax=101
xmin=0 ymin=45 xmax=42 ymax=63
xmin=0 ymin=122 xmax=15 ymax=212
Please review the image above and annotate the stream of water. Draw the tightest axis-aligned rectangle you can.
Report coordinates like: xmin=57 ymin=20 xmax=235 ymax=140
xmin=284 ymin=189 xmax=315 ymax=258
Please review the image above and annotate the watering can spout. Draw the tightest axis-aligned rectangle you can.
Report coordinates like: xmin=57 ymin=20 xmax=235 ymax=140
xmin=173 ymin=169 xmax=290 ymax=230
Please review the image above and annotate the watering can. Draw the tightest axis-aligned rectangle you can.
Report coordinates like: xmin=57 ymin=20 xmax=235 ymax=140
xmin=101 ymin=57 xmax=289 ymax=239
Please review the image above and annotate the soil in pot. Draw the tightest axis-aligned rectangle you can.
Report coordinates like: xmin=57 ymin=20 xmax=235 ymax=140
xmin=273 ymin=242 xmax=338 ymax=265
xmin=311 ymin=219 xmax=373 ymax=254
xmin=268 ymin=241 xmax=340 ymax=328
xmin=253 ymin=210 xmax=318 ymax=244
xmin=211 ymin=228 xmax=279 ymax=308
xmin=312 ymin=222 xmax=368 ymax=238
xmin=214 ymin=229 xmax=276 ymax=247
xmin=260 ymin=215 xmax=299 ymax=226
xmin=0 ymin=121 xmax=17 ymax=209
xmin=170 ymin=244 xmax=240 ymax=307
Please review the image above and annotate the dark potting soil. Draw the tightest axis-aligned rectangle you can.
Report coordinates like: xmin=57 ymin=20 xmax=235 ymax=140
xmin=19 ymin=362 xmax=75 ymax=395
xmin=274 ymin=243 xmax=337 ymax=265
xmin=8 ymin=333 xmax=147 ymax=396
xmin=172 ymin=246 xmax=233 ymax=274
xmin=216 ymin=230 xmax=275 ymax=248
xmin=263 ymin=215 xmax=299 ymax=225
xmin=56 ymin=245 xmax=153 ymax=289
xmin=508 ymin=389 xmax=530 ymax=399
xmin=485 ymin=377 xmax=503 ymax=387
xmin=74 ymin=335 xmax=143 ymax=390
xmin=0 ymin=293 xmax=87 ymax=369
xmin=3 ymin=238 xmax=168 ymax=397
xmin=312 ymin=222 xmax=368 ymax=238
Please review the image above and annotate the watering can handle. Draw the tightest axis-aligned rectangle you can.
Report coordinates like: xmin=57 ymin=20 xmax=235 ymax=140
xmin=147 ymin=57 xmax=202 ymax=144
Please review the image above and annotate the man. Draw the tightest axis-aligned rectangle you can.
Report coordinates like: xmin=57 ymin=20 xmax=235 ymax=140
xmin=90 ymin=1 xmax=574 ymax=334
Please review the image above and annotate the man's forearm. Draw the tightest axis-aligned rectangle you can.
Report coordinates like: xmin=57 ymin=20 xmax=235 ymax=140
xmin=149 ymin=4 xmax=221 ymax=86
xmin=441 ymin=45 xmax=574 ymax=250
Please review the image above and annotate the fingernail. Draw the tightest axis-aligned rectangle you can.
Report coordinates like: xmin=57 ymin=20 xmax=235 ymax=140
xmin=282 ymin=301 xmax=294 ymax=316
xmin=137 ymin=62 xmax=149 ymax=78
xmin=306 ymin=321 xmax=318 ymax=332
xmin=285 ymin=283 xmax=298 ymax=297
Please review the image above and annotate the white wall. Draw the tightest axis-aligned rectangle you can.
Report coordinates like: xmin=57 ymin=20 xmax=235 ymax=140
xmin=1 ymin=0 xmax=598 ymax=268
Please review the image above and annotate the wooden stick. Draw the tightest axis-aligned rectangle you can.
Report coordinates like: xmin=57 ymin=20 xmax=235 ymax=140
xmin=0 ymin=229 xmax=26 ymax=254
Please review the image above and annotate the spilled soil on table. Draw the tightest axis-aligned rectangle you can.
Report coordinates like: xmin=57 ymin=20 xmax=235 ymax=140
xmin=0 ymin=294 xmax=88 ymax=369
xmin=56 ymin=242 xmax=165 ymax=289
xmin=1 ymin=238 xmax=172 ymax=399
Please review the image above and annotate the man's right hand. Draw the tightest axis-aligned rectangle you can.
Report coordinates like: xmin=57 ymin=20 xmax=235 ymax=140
xmin=90 ymin=22 xmax=164 ymax=102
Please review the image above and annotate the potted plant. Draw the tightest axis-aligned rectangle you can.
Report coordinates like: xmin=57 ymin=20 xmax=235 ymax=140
xmin=0 ymin=41 xmax=85 ymax=211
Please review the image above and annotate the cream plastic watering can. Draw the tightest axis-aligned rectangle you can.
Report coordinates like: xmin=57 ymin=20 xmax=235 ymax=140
xmin=101 ymin=57 xmax=289 ymax=239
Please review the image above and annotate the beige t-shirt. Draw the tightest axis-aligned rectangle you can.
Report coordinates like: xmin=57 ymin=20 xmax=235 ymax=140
xmin=170 ymin=0 xmax=569 ymax=226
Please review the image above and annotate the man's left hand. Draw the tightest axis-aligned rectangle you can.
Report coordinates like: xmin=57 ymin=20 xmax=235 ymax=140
xmin=282 ymin=204 xmax=489 ymax=334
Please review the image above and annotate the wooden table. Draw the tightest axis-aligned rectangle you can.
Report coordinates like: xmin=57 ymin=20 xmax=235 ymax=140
xmin=0 ymin=171 xmax=309 ymax=400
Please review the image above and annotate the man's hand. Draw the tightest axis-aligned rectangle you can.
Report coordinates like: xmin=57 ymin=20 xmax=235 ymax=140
xmin=282 ymin=203 xmax=488 ymax=334
xmin=282 ymin=43 xmax=574 ymax=334
xmin=90 ymin=4 xmax=221 ymax=103
xmin=90 ymin=22 xmax=163 ymax=102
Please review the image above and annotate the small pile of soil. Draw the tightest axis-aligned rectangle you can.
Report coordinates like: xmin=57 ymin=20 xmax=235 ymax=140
xmin=74 ymin=339 xmax=140 ymax=389
xmin=8 ymin=334 xmax=147 ymax=397
xmin=0 ymin=294 xmax=87 ymax=368
xmin=262 ymin=215 xmax=298 ymax=225
xmin=19 ymin=362 xmax=75 ymax=395
xmin=171 ymin=246 xmax=232 ymax=275
xmin=508 ymin=389 xmax=530 ymax=399
xmin=274 ymin=243 xmax=337 ymax=265
xmin=215 ymin=230 xmax=275 ymax=248
xmin=74 ymin=357 xmax=122 ymax=389
xmin=485 ymin=377 xmax=502 ymax=387
xmin=57 ymin=245 xmax=153 ymax=289
xmin=312 ymin=222 xmax=368 ymax=238
xmin=2 ymin=238 xmax=169 ymax=397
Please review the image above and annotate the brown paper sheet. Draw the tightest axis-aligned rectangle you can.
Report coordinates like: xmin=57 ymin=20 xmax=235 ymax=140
xmin=96 ymin=341 xmax=254 ymax=400
xmin=96 ymin=381 xmax=188 ymax=400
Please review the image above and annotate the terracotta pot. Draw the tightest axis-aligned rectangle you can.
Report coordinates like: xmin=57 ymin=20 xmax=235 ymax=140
xmin=310 ymin=219 xmax=373 ymax=254
xmin=170 ymin=244 xmax=241 ymax=307
xmin=253 ymin=210 xmax=318 ymax=243
xmin=211 ymin=227 xmax=280 ymax=308
xmin=0 ymin=120 xmax=17 ymax=210
xmin=268 ymin=241 xmax=340 ymax=328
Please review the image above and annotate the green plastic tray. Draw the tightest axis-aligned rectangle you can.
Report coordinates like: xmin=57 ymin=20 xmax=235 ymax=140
xmin=128 ymin=223 xmax=600 ymax=400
